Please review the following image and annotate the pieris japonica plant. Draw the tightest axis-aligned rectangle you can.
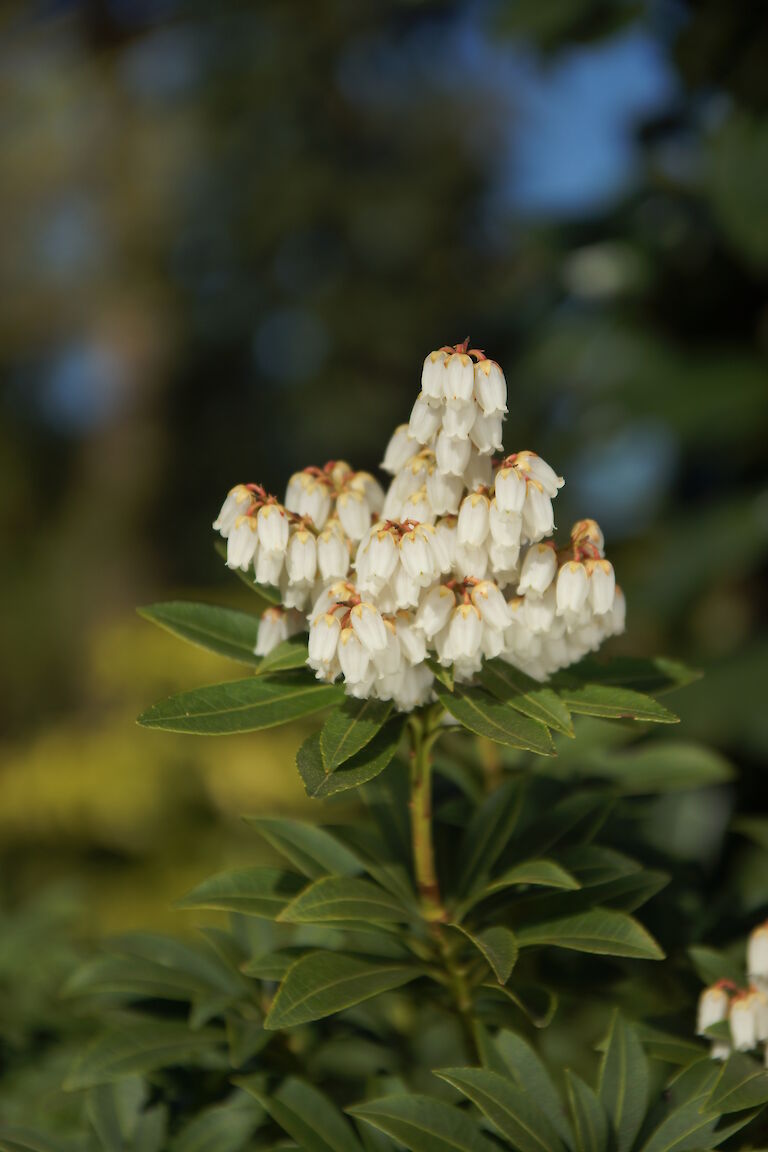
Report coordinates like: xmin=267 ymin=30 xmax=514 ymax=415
xmin=15 ymin=344 xmax=768 ymax=1152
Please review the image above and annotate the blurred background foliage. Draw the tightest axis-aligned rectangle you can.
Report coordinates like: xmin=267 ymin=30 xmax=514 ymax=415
xmin=1 ymin=0 xmax=768 ymax=1120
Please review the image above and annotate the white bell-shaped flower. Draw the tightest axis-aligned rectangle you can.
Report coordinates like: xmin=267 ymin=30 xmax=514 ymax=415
xmin=730 ymin=993 xmax=758 ymax=1052
xmin=226 ymin=516 xmax=259 ymax=571
xmin=489 ymin=500 xmax=522 ymax=548
xmin=586 ymin=558 xmax=616 ymax=614
xmin=255 ymin=606 xmax=302 ymax=657
xmin=464 ymin=450 xmax=494 ymax=491
xmin=415 ymin=584 xmax=456 ymax=639
xmin=489 ymin=541 xmax=520 ymax=587
xmin=471 ymin=580 xmax=511 ymax=631
xmin=401 ymin=486 xmax=435 ymax=525
xmin=443 ymin=352 xmax=475 ymax=407
xmin=696 ymin=984 xmax=730 ymax=1037
xmin=436 ymin=429 xmax=472 ymax=477
xmin=338 ymin=626 xmax=372 ymax=683
xmin=421 ymin=522 xmax=452 ymax=574
xmin=427 ymin=468 xmax=463 ymax=516
xmin=453 ymin=541 xmax=489 ymax=580
xmin=395 ymin=612 xmax=428 ymax=664
xmin=444 ymin=603 xmax=483 ymax=662
xmin=523 ymin=585 xmax=557 ymax=633
xmin=317 ymin=521 xmax=350 ymax=581
xmin=400 ymin=526 xmax=439 ymax=586
xmin=214 ymin=485 xmax=251 ymax=537
xmin=443 ymin=401 xmax=477 ymax=439
xmin=515 ymin=451 xmax=564 ymax=498
xmin=434 ymin=517 xmax=458 ymax=568
xmin=749 ymin=924 xmax=768 ymax=981
xmin=457 ymin=491 xmax=491 ymax=547
xmin=255 ymin=547 xmax=284 ymax=587
xmin=286 ymin=528 xmax=317 ymax=584
xmin=556 ymin=561 xmax=589 ymax=616
xmin=422 ymin=349 xmax=448 ymax=400
xmin=349 ymin=470 xmax=385 ymax=515
xmin=381 ymin=424 xmax=417 ymax=475
xmin=409 ymin=393 xmax=443 ymax=444
xmin=257 ymin=503 xmax=290 ymax=553
xmin=349 ymin=601 xmax=388 ymax=654
xmin=473 ymin=359 xmax=507 ymax=415
xmin=389 ymin=562 xmax=422 ymax=610
xmin=572 ymin=518 xmax=605 ymax=557
xmin=522 ymin=481 xmax=555 ymax=542
xmin=356 ymin=525 xmax=398 ymax=591
xmin=518 ymin=543 xmax=557 ymax=595
xmin=337 ymin=488 xmax=371 ymax=541
xmin=374 ymin=621 xmax=403 ymax=676
xmin=290 ymin=475 xmax=331 ymax=529
xmin=494 ymin=465 xmax=527 ymax=514
xmin=308 ymin=612 xmax=341 ymax=672
xmin=470 ymin=410 xmax=504 ymax=455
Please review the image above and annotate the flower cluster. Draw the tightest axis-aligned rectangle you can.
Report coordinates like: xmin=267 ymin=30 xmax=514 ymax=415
xmin=697 ymin=922 xmax=768 ymax=1063
xmin=214 ymin=341 xmax=625 ymax=709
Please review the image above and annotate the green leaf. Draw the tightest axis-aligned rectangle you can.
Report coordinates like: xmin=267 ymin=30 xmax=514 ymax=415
xmin=256 ymin=635 xmax=310 ymax=675
xmin=556 ymin=685 xmax=678 ymax=724
xmin=460 ymin=859 xmax=581 ymax=914
xmin=320 ymin=698 xmax=393 ymax=770
xmin=565 ymin=1071 xmax=609 ymax=1152
xmin=518 ymin=909 xmax=664 ymax=960
xmin=634 ymin=1025 xmax=705 ymax=1066
xmin=138 ymin=601 xmax=262 ymax=666
xmin=732 ymin=816 xmax=768 ymax=849
xmin=239 ymin=1076 xmax=363 ymax=1152
xmin=138 ymin=672 xmax=342 ymax=734
xmin=709 ymin=1053 xmax=768 ymax=1113
xmin=479 ymin=981 xmax=559 ymax=1030
xmin=280 ymin=877 xmax=412 ymax=925
xmin=173 ymin=1091 xmax=263 ymax=1152
xmin=65 ymin=1020 xmax=221 ymax=1089
xmin=245 ymin=817 xmax=362 ymax=879
xmin=176 ymin=868 xmax=304 ymax=918
xmin=437 ymin=1067 xmax=567 ymax=1152
xmin=598 ymin=1011 xmax=649 ymax=1152
xmin=455 ymin=925 xmax=518 ymax=983
xmin=426 ymin=657 xmax=454 ymax=691
xmin=688 ymin=945 xmax=745 ymax=988
xmin=264 ymin=952 xmax=419 ymax=1029
xmin=481 ymin=661 xmax=574 ymax=736
xmin=436 ymin=684 xmax=555 ymax=754
xmin=494 ymin=1031 xmax=573 ymax=1145
xmin=637 ymin=1096 xmax=721 ymax=1152
xmin=297 ymin=722 xmax=403 ymax=799
xmin=348 ymin=1095 xmax=497 ymax=1152
xmin=214 ymin=540 xmax=281 ymax=603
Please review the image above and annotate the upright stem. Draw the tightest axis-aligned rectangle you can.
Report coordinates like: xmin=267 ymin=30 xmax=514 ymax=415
xmin=408 ymin=708 xmax=445 ymax=923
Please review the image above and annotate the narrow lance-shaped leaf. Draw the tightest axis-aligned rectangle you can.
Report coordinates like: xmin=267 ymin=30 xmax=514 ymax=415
xmin=321 ymin=697 xmax=393 ymax=770
xmin=245 ymin=816 xmax=363 ymax=878
xmin=279 ymin=877 xmax=413 ymax=925
xmin=264 ymin=952 xmax=419 ymax=1030
xmin=437 ymin=1067 xmax=567 ymax=1152
xmin=517 ymin=909 xmax=664 ymax=960
xmin=565 ymin=1071 xmax=609 ymax=1152
xmin=175 ymin=868 xmax=305 ymax=918
xmin=494 ymin=1030 xmax=573 ymax=1145
xmin=454 ymin=925 xmax=518 ymax=984
xmin=138 ymin=672 xmax=342 ymax=735
xmin=598 ymin=1010 xmax=649 ymax=1152
xmin=64 ymin=1021 xmax=221 ymax=1090
xmin=138 ymin=601 xmax=262 ymax=665
xmin=348 ymin=1095 xmax=497 ymax=1152
xmin=297 ymin=721 xmax=404 ymax=799
xmin=481 ymin=660 xmax=574 ymax=736
xmin=556 ymin=684 xmax=678 ymax=724
xmin=436 ymin=683 xmax=555 ymax=755
xmin=239 ymin=1075 xmax=363 ymax=1152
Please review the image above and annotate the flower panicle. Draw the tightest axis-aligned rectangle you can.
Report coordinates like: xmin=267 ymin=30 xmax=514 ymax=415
xmin=212 ymin=342 xmax=626 ymax=706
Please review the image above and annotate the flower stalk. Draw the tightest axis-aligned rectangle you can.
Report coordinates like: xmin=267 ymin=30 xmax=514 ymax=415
xmin=408 ymin=706 xmax=446 ymax=923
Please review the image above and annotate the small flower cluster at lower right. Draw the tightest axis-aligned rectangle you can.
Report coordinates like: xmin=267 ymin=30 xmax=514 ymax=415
xmin=697 ymin=922 xmax=768 ymax=1062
